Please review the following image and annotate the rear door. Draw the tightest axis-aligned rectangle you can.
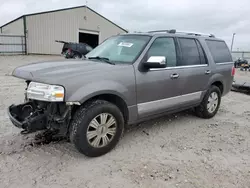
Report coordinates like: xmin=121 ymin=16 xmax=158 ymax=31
xmin=205 ymin=39 xmax=234 ymax=95
xmin=176 ymin=37 xmax=211 ymax=105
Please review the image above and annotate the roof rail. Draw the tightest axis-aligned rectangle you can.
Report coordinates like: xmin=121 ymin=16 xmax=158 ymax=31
xmin=147 ymin=29 xmax=215 ymax=37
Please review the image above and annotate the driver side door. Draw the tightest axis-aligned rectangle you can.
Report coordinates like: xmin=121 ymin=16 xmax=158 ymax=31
xmin=136 ymin=37 xmax=183 ymax=118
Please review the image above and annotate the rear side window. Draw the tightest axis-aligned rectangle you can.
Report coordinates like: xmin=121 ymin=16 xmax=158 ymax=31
xmin=178 ymin=38 xmax=201 ymax=66
xmin=206 ymin=40 xmax=232 ymax=63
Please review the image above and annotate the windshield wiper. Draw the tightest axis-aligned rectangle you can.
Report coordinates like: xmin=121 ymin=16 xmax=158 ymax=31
xmin=88 ymin=56 xmax=115 ymax=65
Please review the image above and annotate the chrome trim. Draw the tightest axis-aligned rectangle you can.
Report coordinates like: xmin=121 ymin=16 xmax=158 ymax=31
xmin=150 ymin=64 xmax=208 ymax=71
xmin=147 ymin=56 xmax=166 ymax=65
xmin=66 ymin=102 xmax=81 ymax=106
xmin=138 ymin=91 xmax=202 ymax=115
xmin=216 ymin=62 xmax=234 ymax=65
xmin=26 ymin=90 xmax=44 ymax=96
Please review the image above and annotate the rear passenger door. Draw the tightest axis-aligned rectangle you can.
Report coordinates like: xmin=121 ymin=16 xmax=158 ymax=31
xmin=176 ymin=38 xmax=211 ymax=104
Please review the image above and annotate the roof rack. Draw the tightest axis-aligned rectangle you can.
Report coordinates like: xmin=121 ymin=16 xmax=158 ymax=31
xmin=147 ymin=29 xmax=215 ymax=38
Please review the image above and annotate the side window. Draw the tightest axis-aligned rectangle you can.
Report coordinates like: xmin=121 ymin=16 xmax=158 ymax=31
xmin=206 ymin=40 xmax=232 ymax=63
xmin=196 ymin=40 xmax=207 ymax=64
xmin=147 ymin=37 xmax=177 ymax=67
xmin=179 ymin=38 xmax=200 ymax=66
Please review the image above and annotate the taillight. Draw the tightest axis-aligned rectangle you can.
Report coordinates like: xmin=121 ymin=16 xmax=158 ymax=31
xmin=231 ymin=66 xmax=236 ymax=76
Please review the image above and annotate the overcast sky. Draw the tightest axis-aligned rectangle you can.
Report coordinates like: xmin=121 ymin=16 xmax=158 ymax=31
xmin=0 ymin=0 xmax=249 ymax=50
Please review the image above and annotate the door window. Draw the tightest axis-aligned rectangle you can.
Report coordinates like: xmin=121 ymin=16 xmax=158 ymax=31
xmin=147 ymin=37 xmax=177 ymax=67
xmin=178 ymin=38 xmax=201 ymax=66
xmin=196 ymin=40 xmax=207 ymax=64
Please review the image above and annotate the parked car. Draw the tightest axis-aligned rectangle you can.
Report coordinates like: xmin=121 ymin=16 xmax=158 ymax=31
xmin=8 ymin=30 xmax=234 ymax=157
xmin=55 ymin=40 xmax=93 ymax=59
xmin=234 ymin=57 xmax=248 ymax=68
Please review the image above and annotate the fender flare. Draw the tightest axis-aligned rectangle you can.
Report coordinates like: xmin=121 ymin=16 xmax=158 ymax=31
xmin=66 ymin=80 xmax=130 ymax=105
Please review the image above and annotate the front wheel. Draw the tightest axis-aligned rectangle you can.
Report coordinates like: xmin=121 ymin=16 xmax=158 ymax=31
xmin=195 ymin=85 xmax=221 ymax=119
xmin=73 ymin=53 xmax=82 ymax=59
xmin=69 ymin=100 xmax=124 ymax=157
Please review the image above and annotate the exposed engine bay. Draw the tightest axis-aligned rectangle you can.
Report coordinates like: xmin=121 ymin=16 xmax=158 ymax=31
xmin=8 ymin=81 xmax=72 ymax=135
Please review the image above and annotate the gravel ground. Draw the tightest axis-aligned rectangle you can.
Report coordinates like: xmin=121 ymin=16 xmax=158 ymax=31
xmin=0 ymin=55 xmax=250 ymax=188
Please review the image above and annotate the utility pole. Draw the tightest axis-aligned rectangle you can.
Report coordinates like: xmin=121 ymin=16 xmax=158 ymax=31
xmin=230 ymin=33 xmax=236 ymax=52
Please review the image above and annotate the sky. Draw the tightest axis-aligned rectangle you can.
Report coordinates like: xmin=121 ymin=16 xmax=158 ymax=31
xmin=0 ymin=0 xmax=249 ymax=51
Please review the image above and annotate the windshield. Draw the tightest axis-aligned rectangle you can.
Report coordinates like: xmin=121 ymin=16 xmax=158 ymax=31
xmin=85 ymin=35 xmax=151 ymax=64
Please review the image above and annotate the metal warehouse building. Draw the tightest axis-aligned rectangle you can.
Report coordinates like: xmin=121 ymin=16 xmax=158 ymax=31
xmin=0 ymin=5 xmax=127 ymax=54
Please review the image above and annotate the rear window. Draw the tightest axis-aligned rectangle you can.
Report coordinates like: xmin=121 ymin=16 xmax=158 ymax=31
xmin=206 ymin=40 xmax=232 ymax=63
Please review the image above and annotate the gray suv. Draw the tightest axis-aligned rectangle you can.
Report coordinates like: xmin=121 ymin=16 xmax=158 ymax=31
xmin=8 ymin=29 xmax=235 ymax=157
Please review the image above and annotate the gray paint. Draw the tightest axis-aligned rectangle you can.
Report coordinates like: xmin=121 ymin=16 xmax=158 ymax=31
xmin=11 ymin=32 xmax=234 ymax=124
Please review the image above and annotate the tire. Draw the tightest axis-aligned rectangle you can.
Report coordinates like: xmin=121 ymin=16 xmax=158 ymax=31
xmin=73 ymin=53 xmax=82 ymax=59
xmin=69 ymin=100 xmax=124 ymax=157
xmin=195 ymin=85 xmax=221 ymax=119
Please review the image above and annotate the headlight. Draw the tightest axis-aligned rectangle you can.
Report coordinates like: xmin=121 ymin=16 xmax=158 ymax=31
xmin=26 ymin=82 xmax=64 ymax=102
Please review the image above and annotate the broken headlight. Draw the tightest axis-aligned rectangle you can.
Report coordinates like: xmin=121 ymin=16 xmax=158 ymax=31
xmin=26 ymin=82 xmax=64 ymax=102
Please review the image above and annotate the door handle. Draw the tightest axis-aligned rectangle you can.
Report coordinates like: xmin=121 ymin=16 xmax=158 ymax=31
xmin=205 ymin=70 xmax=211 ymax=74
xmin=171 ymin=73 xmax=179 ymax=79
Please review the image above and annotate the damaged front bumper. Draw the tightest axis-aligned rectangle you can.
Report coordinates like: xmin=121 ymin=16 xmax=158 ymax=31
xmin=8 ymin=101 xmax=72 ymax=134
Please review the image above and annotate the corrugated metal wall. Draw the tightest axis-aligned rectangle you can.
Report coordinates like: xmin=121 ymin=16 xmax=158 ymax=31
xmin=1 ymin=18 xmax=24 ymax=35
xmin=26 ymin=7 xmax=126 ymax=54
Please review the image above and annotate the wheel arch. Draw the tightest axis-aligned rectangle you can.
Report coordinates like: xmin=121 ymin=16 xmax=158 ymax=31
xmin=72 ymin=50 xmax=82 ymax=57
xmin=211 ymin=81 xmax=224 ymax=94
xmin=207 ymin=73 xmax=225 ymax=95
xmin=74 ymin=92 xmax=129 ymax=125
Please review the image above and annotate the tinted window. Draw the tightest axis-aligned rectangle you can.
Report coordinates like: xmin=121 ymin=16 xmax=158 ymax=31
xmin=179 ymin=38 xmax=200 ymax=66
xmin=196 ymin=40 xmax=207 ymax=64
xmin=147 ymin=37 xmax=177 ymax=67
xmin=206 ymin=40 xmax=232 ymax=63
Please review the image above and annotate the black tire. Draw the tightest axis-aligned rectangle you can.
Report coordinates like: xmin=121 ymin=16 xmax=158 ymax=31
xmin=70 ymin=100 xmax=124 ymax=157
xmin=195 ymin=85 xmax=221 ymax=119
xmin=73 ymin=53 xmax=82 ymax=59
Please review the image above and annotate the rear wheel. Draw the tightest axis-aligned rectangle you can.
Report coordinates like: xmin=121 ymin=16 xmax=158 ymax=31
xmin=73 ymin=53 xmax=82 ymax=59
xmin=195 ymin=85 xmax=221 ymax=119
xmin=70 ymin=100 xmax=124 ymax=157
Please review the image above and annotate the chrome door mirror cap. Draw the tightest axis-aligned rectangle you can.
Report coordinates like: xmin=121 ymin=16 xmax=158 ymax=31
xmin=144 ymin=56 xmax=167 ymax=68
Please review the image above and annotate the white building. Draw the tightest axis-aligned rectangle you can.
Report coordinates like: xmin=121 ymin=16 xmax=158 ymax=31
xmin=0 ymin=6 xmax=127 ymax=54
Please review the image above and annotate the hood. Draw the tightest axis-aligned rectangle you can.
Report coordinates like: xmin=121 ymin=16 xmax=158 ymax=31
xmin=12 ymin=59 xmax=125 ymax=84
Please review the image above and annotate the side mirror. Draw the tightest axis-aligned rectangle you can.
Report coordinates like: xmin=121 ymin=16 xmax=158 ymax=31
xmin=144 ymin=56 xmax=167 ymax=68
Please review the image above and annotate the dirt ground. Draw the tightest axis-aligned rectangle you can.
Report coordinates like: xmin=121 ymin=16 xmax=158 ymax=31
xmin=0 ymin=55 xmax=249 ymax=188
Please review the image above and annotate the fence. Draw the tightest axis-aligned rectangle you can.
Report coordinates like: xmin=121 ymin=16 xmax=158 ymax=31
xmin=231 ymin=51 xmax=250 ymax=62
xmin=0 ymin=35 xmax=26 ymax=54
